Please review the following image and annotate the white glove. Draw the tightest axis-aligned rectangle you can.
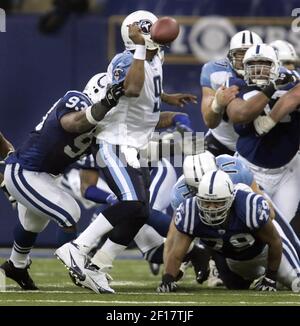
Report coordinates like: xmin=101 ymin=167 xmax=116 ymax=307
xmin=120 ymin=146 xmax=140 ymax=169
xmin=254 ymin=115 xmax=276 ymax=136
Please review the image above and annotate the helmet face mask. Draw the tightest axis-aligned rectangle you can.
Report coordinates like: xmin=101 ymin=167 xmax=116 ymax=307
xmin=196 ymin=170 xmax=234 ymax=226
xmin=228 ymin=30 xmax=263 ymax=76
xmin=243 ymin=44 xmax=280 ymax=88
xmin=121 ymin=10 xmax=160 ymax=51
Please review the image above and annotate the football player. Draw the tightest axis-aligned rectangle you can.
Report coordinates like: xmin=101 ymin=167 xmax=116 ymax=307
xmin=200 ymin=30 xmax=262 ymax=156
xmin=0 ymin=74 xmax=123 ymax=292
xmin=157 ymin=170 xmax=300 ymax=293
xmin=55 ymin=10 xmax=197 ymax=292
xmin=269 ymin=40 xmax=299 ymax=72
xmin=226 ymin=44 xmax=300 ymax=224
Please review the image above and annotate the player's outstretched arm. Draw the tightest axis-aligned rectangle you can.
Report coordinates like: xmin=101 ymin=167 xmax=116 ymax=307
xmin=254 ymin=219 xmax=282 ymax=291
xmin=270 ymin=83 xmax=300 ymax=122
xmin=61 ymin=83 xmax=124 ymax=133
xmin=161 ymin=92 xmax=197 ymax=107
xmin=123 ymin=24 xmax=146 ymax=97
xmin=157 ymin=219 xmax=192 ymax=292
xmin=254 ymin=83 xmax=300 ymax=136
xmin=226 ymin=89 xmax=272 ymax=124
xmin=201 ymin=85 xmax=239 ymax=129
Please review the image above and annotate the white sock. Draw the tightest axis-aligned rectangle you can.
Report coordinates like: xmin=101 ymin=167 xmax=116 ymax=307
xmin=74 ymin=213 xmax=113 ymax=251
xmin=10 ymin=246 xmax=31 ymax=269
xmin=92 ymin=238 xmax=126 ymax=268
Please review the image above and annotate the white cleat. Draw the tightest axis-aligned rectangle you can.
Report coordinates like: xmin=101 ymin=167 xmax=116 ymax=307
xmin=207 ymin=259 xmax=223 ymax=287
xmin=55 ymin=241 xmax=88 ymax=282
xmin=74 ymin=263 xmax=115 ymax=294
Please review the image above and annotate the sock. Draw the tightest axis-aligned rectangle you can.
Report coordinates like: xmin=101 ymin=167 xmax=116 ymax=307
xmin=56 ymin=227 xmax=77 ymax=247
xmin=147 ymin=209 xmax=172 ymax=237
xmin=74 ymin=213 xmax=113 ymax=252
xmin=10 ymin=223 xmax=38 ymax=268
xmin=134 ymin=224 xmax=164 ymax=254
xmin=92 ymin=238 xmax=126 ymax=269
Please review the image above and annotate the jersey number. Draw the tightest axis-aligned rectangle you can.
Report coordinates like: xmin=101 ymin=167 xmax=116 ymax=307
xmin=202 ymin=233 xmax=255 ymax=252
xmin=64 ymin=132 xmax=93 ymax=158
xmin=153 ymin=75 xmax=162 ymax=113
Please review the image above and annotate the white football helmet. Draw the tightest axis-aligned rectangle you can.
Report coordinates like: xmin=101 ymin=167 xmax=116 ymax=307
xmin=121 ymin=10 xmax=160 ymax=50
xmin=243 ymin=44 xmax=280 ymax=87
xmin=269 ymin=40 xmax=298 ymax=65
xmin=183 ymin=151 xmax=217 ymax=190
xmin=228 ymin=30 xmax=263 ymax=76
xmin=83 ymin=73 xmax=107 ymax=104
xmin=197 ymin=170 xmax=234 ymax=226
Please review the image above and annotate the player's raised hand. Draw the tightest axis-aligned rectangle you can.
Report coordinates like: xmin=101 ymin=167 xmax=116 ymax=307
xmin=101 ymin=82 xmax=124 ymax=109
xmin=215 ymin=85 xmax=239 ymax=107
xmin=127 ymin=24 xmax=145 ymax=45
xmin=162 ymin=93 xmax=197 ymax=107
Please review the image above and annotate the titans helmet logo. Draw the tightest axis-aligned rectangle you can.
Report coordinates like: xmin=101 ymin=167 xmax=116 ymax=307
xmin=138 ymin=19 xmax=152 ymax=34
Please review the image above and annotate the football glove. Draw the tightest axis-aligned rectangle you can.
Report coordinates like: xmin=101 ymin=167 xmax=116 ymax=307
xmin=101 ymin=82 xmax=124 ymax=109
xmin=157 ymin=274 xmax=177 ymax=293
xmin=275 ymin=68 xmax=297 ymax=88
xmin=254 ymin=275 xmax=277 ymax=292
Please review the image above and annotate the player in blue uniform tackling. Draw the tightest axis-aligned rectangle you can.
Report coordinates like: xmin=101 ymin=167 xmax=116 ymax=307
xmin=0 ymin=75 xmax=124 ymax=292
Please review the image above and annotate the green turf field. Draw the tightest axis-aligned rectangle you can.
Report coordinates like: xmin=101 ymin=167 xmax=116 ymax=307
xmin=0 ymin=257 xmax=299 ymax=306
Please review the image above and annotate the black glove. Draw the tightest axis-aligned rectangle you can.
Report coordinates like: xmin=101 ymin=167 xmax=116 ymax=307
xmin=254 ymin=270 xmax=277 ymax=292
xmin=101 ymin=82 xmax=124 ymax=109
xmin=1 ymin=180 xmax=17 ymax=209
xmin=275 ymin=71 xmax=297 ymax=88
xmin=156 ymin=273 xmax=177 ymax=293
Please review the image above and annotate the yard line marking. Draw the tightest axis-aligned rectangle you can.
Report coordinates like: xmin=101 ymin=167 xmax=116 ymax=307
xmin=0 ymin=299 xmax=299 ymax=305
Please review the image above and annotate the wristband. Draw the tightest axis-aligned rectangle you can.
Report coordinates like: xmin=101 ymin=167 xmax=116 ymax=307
xmin=211 ymin=97 xmax=224 ymax=114
xmin=133 ymin=45 xmax=146 ymax=60
xmin=85 ymin=106 xmax=98 ymax=125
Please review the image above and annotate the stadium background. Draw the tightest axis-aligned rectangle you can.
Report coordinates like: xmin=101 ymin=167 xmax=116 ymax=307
xmin=0 ymin=0 xmax=299 ymax=246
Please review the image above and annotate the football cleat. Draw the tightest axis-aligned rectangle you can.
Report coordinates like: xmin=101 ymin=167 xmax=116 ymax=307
xmin=0 ymin=260 xmax=38 ymax=290
xmin=55 ymin=241 xmax=89 ymax=281
xmin=73 ymin=263 xmax=115 ymax=294
xmin=207 ymin=259 xmax=224 ymax=287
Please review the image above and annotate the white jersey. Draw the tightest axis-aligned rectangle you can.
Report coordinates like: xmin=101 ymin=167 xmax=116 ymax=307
xmin=95 ymin=50 xmax=163 ymax=149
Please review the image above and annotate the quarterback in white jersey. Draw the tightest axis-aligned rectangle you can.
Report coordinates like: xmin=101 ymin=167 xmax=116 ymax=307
xmin=55 ymin=10 xmax=197 ymax=293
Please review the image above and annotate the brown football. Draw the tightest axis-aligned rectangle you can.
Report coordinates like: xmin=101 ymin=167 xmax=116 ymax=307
xmin=150 ymin=17 xmax=180 ymax=45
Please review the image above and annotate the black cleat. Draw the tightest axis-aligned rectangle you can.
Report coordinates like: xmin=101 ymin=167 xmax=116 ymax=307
xmin=0 ymin=260 xmax=39 ymax=290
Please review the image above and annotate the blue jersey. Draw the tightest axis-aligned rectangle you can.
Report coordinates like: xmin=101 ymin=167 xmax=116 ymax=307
xmin=7 ymin=91 xmax=94 ymax=175
xmin=175 ymin=189 xmax=270 ymax=260
xmin=200 ymin=58 xmax=236 ymax=90
xmin=170 ymin=155 xmax=254 ymax=209
xmin=228 ymin=77 xmax=300 ymax=168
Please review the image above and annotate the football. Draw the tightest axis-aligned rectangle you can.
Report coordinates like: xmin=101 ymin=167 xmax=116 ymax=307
xmin=150 ymin=16 xmax=180 ymax=45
